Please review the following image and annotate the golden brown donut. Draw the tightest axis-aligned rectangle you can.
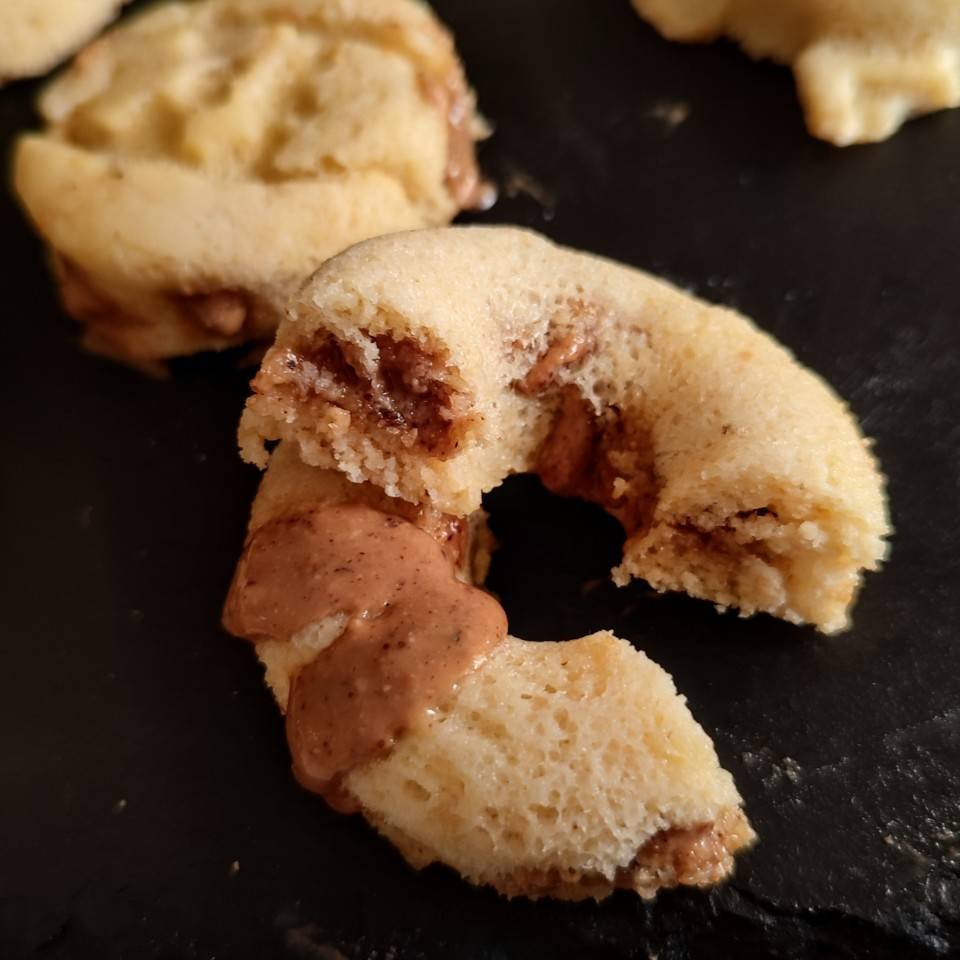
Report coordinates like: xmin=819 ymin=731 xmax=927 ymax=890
xmin=224 ymin=443 xmax=755 ymax=901
xmin=240 ymin=226 xmax=890 ymax=633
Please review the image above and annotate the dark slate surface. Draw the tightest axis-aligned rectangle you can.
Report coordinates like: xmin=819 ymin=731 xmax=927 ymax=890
xmin=2 ymin=0 xmax=958 ymax=957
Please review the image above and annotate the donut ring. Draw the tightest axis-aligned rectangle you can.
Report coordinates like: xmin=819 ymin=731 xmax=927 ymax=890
xmin=14 ymin=0 xmax=488 ymax=371
xmin=224 ymin=443 xmax=755 ymax=901
xmin=631 ymin=0 xmax=960 ymax=145
xmin=240 ymin=226 xmax=890 ymax=634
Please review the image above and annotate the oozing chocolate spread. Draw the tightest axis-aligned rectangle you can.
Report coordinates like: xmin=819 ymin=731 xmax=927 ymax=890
xmin=536 ymin=388 xmax=597 ymax=495
xmin=632 ymin=822 xmax=730 ymax=883
xmin=223 ymin=504 xmax=506 ymax=802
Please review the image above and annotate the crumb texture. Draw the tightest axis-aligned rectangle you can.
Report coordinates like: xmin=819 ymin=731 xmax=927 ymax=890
xmin=631 ymin=0 xmax=960 ymax=144
xmin=345 ymin=632 xmax=754 ymax=900
xmin=241 ymin=226 xmax=890 ymax=632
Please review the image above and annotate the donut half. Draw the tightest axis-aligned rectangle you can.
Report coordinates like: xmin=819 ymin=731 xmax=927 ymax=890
xmin=224 ymin=443 xmax=755 ymax=901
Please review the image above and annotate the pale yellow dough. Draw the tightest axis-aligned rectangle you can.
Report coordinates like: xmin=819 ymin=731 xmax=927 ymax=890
xmin=0 ymin=0 xmax=125 ymax=82
xmin=14 ymin=0 xmax=485 ymax=370
xmin=246 ymin=443 xmax=754 ymax=901
xmin=632 ymin=0 xmax=960 ymax=144
xmin=241 ymin=226 xmax=890 ymax=633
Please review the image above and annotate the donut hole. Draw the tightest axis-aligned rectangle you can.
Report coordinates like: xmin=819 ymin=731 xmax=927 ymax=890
xmin=482 ymin=475 xmax=626 ymax=643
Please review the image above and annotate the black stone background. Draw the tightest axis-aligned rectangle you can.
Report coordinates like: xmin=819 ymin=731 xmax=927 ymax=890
xmin=2 ymin=1 xmax=958 ymax=957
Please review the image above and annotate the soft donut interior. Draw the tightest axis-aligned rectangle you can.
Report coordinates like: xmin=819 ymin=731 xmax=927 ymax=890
xmin=241 ymin=227 xmax=889 ymax=633
xmin=234 ymin=443 xmax=754 ymax=901
xmin=346 ymin=633 xmax=754 ymax=901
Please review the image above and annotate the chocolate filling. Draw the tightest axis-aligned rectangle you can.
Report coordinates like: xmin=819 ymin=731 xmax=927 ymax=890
xmin=662 ymin=517 xmax=781 ymax=570
xmin=625 ymin=821 xmax=731 ymax=886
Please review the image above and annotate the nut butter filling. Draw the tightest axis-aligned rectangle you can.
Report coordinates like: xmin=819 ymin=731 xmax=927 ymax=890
xmin=420 ymin=67 xmax=493 ymax=211
xmin=517 ymin=330 xmax=595 ymax=395
xmin=495 ymin=807 xmax=752 ymax=898
xmin=535 ymin=388 xmax=659 ymax=536
xmin=253 ymin=332 xmax=472 ymax=457
xmin=622 ymin=806 xmax=753 ymax=888
xmin=53 ymin=254 xmax=255 ymax=371
xmin=223 ymin=504 xmax=507 ymax=805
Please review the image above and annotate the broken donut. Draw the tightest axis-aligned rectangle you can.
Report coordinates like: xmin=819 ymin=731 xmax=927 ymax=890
xmin=223 ymin=443 xmax=755 ymax=900
xmin=240 ymin=226 xmax=890 ymax=634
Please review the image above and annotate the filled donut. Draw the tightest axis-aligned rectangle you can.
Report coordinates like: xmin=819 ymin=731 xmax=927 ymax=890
xmin=224 ymin=443 xmax=755 ymax=900
xmin=631 ymin=0 xmax=960 ymax=145
xmin=239 ymin=226 xmax=890 ymax=634
xmin=13 ymin=0 xmax=489 ymax=372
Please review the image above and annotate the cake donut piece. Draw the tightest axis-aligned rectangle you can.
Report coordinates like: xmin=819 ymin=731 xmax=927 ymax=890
xmin=13 ymin=0 xmax=490 ymax=373
xmin=239 ymin=226 xmax=889 ymax=634
xmin=631 ymin=0 xmax=960 ymax=145
xmin=223 ymin=442 xmax=755 ymax=901
xmin=0 ymin=0 xmax=126 ymax=83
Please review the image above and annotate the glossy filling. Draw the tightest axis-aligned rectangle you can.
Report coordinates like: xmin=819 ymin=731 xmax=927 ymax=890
xmin=420 ymin=64 xmax=491 ymax=210
xmin=534 ymin=387 xmax=799 ymax=609
xmin=253 ymin=333 xmax=471 ymax=457
xmin=223 ymin=504 xmax=506 ymax=804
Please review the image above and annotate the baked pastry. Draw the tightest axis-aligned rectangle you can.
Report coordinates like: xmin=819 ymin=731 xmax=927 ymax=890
xmin=0 ymin=0 xmax=125 ymax=83
xmin=14 ymin=0 xmax=489 ymax=373
xmin=240 ymin=226 xmax=890 ymax=633
xmin=631 ymin=0 xmax=960 ymax=145
xmin=223 ymin=442 xmax=755 ymax=900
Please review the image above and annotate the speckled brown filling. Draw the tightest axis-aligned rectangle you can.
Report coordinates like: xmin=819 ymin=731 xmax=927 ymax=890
xmin=419 ymin=64 xmax=490 ymax=210
xmin=493 ymin=808 xmax=751 ymax=900
xmin=254 ymin=332 xmax=472 ymax=457
xmin=536 ymin=387 xmax=660 ymax=535
xmin=223 ymin=504 xmax=507 ymax=806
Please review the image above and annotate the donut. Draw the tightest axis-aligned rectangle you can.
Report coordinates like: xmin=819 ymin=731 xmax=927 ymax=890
xmin=13 ymin=0 xmax=489 ymax=372
xmin=239 ymin=226 xmax=890 ymax=634
xmin=631 ymin=0 xmax=960 ymax=145
xmin=0 ymin=0 xmax=126 ymax=83
xmin=223 ymin=442 xmax=755 ymax=900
